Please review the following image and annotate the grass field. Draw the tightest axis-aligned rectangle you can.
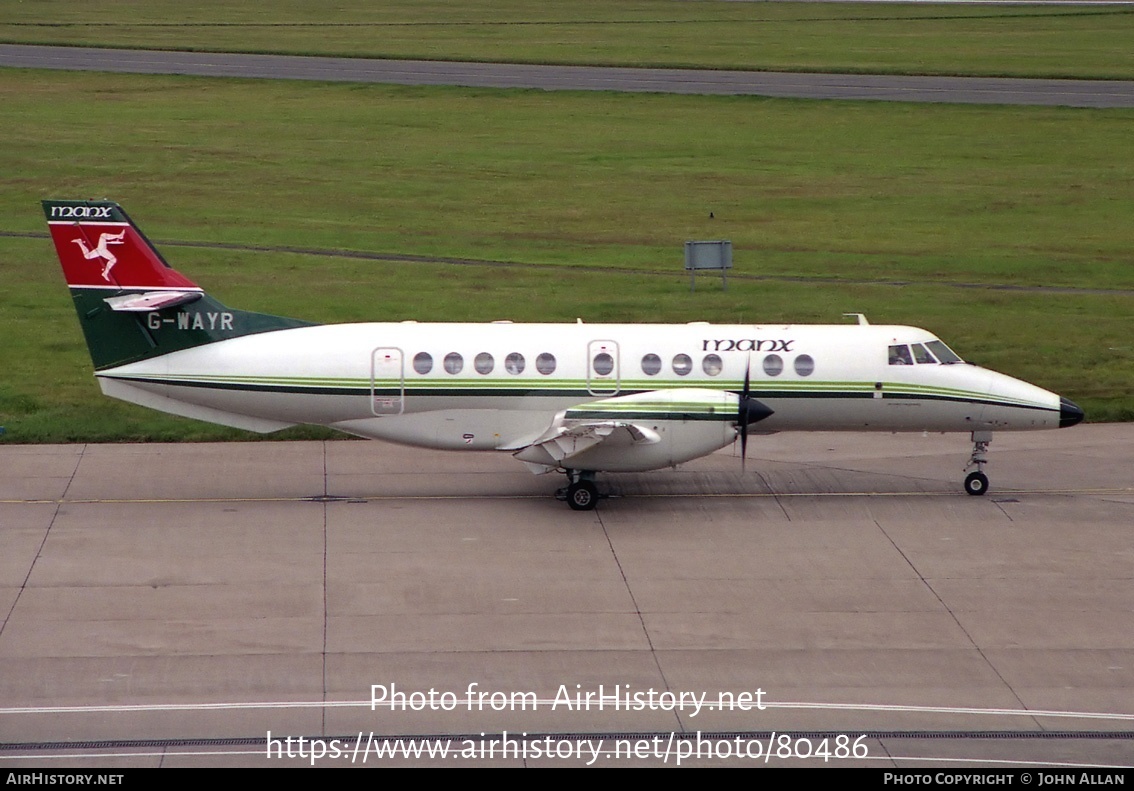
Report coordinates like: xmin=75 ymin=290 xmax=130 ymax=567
xmin=1 ymin=2 xmax=1131 ymax=441
xmin=2 ymin=0 xmax=1134 ymax=79
xmin=1 ymin=66 xmax=1130 ymax=441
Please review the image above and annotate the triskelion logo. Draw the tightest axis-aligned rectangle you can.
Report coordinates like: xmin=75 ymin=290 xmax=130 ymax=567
xmin=72 ymin=230 xmax=127 ymax=281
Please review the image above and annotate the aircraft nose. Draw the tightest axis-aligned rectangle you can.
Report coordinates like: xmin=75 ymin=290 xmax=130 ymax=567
xmin=1059 ymin=397 xmax=1085 ymax=428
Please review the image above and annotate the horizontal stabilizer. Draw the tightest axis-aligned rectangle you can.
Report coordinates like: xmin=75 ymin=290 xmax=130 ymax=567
xmin=103 ymin=290 xmax=203 ymax=312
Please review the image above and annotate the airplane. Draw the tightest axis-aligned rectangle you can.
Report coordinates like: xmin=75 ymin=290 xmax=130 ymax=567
xmin=44 ymin=199 xmax=1084 ymax=510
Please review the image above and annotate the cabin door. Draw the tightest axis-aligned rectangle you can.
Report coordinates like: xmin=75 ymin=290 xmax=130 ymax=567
xmin=370 ymin=347 xmax=405 ymax=415
xmin=587 ymin=339 xmax=620 ymax=396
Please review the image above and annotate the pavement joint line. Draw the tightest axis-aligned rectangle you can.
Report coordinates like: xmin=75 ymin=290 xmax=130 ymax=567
xmin=1 ymin=488 xmax=1129 ymax=506
xmin=3 ymin=699 xmax=1134 ymax=722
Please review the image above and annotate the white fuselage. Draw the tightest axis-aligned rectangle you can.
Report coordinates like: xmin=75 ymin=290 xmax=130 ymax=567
xmin=96 ymin=320 xmax=1066 ymax=471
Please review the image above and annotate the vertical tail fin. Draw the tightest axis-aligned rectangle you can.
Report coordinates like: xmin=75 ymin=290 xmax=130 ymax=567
xmin=44 ymin=200 xmax=314 ymax=370
xmin=46 ymin=200 xmax=201 ymax=292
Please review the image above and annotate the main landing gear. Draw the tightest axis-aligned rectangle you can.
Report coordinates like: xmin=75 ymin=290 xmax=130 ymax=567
xmin=963 ymin=431 xmax=992 ymax=496
xmin=555 ymin=470 xmax=602 ymax=511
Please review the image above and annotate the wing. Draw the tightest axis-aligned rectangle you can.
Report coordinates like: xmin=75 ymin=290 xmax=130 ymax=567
xmin=513 ymin=419 xmax=661 ymax=473
xmin=512 ymin=388 xmax=770 ymax=474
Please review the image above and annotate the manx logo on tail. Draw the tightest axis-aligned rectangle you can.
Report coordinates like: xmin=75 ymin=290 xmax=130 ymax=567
xmin=45 ymin=199 xmax=196 ymax=290
xmin=44 ymin=199 xmax=314 ymax=370
xmin=72 ymin=228 xmax=126 ymax=281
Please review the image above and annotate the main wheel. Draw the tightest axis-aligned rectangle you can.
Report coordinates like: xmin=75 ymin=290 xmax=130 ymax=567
xmin=964 ymin=471 xmax=989 ymax=496
xmin=566 ymin=481 xmax=599 ymax=511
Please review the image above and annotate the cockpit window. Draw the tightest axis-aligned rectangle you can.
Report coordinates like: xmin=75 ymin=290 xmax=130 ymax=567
xmin=888 ymin=345 xmax=913 ymax=365
xmin=911 ymin=343 xmax=936 ymax=364
xmin=925 ymin=340 xmax=963 ymax=364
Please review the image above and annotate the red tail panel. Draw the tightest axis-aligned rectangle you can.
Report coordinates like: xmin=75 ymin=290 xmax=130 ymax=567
xmin=44 ymin=201 xmax=200 ymax=291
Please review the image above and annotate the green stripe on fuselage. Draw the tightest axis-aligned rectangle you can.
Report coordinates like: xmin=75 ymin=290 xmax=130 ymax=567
xmin=97 ymin=372 xmax=1058 ymax=414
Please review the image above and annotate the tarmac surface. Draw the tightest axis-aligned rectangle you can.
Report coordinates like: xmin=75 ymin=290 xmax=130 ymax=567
xmin=3 ymin=44 xmax=1134 ymax=108
xmin=1 ymin=425 xmax=1132 ymax=767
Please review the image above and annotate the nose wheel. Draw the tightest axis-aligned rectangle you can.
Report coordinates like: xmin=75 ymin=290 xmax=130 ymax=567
xmin=963 ymin=431 xmax=992 ymax=496
xmin=964 ymin=471 xmax=989 ymax=496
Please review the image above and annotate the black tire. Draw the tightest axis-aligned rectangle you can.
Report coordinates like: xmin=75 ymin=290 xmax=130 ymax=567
xmin=567 ymin=481 xmax=598 ymax=511
xmin=964 ymin=471 xmax=989 ymax=496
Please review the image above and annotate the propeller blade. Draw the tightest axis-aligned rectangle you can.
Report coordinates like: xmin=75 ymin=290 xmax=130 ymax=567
xmin=736 ymin=355 xmax=775 ymax=472
xmin=739 ymin=356 xmax=751 ymax=471
xmin=740 ymin=418 xmax=748 ymax=472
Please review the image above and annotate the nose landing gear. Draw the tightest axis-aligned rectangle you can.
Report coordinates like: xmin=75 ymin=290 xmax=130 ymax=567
xmin=963 ymin=431 xmax=992 ymax=496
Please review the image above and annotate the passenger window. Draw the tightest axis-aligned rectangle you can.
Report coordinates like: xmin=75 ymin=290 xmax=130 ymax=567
xmin=412 ymin=352 xmax=433 ymax=375
xmin=536 ymin=352 xmax=556 ymax=375
xmin=702 ymin=354 xmax=723 ymax=376
xmin=641 ymin=353 xmax=662 ymax=376
xmin=762 ymin=354 xmax=783 ymax=377
xmin=912 ymin=343 xmax=936 ymax=364
xmin=794 ymin=354 xmax=815 ymax=377
xmin=443 ymin=352 xmax=463 ymax=374
xmin=888 ymin=345 xmax=913 ymax=365
xmin=505 ymin=352 xmax=525 ymax=375
xmin=593 ymin=352 xmax=615 ymax=376
xmin=474 ymin=352 xmax=494 ymax=375
xmin=672 ymin=354 xmax=692 ymax=376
